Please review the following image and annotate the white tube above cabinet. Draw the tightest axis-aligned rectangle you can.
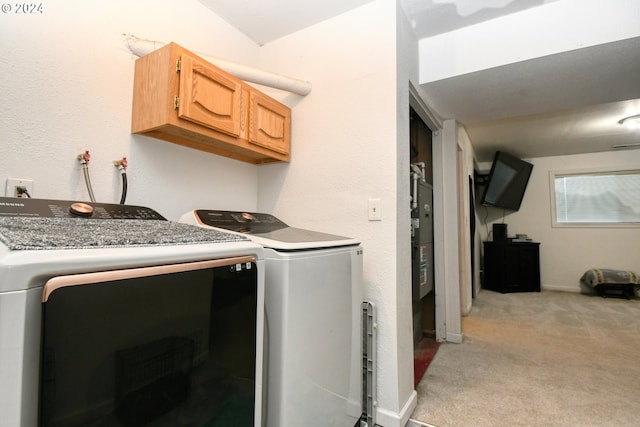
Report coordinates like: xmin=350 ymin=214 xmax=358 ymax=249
xmin=124 ymin=34 xmax=312 ymax=96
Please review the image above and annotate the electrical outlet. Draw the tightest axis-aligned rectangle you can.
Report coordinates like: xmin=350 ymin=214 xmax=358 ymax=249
xmin=6 ymin=178 xmax=34 ymax=198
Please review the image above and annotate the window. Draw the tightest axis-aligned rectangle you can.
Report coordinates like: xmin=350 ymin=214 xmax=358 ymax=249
xmin=551 ymin=169 xmax=640 ymax=227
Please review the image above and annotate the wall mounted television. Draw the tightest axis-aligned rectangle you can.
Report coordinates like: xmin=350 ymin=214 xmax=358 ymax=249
xmin=480 ymin=151 xmax=533 ymax=211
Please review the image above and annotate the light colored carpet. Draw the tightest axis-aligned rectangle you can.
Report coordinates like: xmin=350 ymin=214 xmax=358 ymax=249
xmin=411 ymin=290 xmax=640 ymax=427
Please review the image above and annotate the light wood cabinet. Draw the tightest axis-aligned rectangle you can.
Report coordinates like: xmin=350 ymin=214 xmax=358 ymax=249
xmin=132 ymin=42 xmax=290 ymax=164
xmin=249 ymin=91 xmax=290 ymax=155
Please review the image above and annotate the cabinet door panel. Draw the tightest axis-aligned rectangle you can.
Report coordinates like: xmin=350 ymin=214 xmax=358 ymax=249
xmin=483 ymin=242 xmax=540 ymax=293
xmin=249 ymin=91 xmax=290 ymax=155
xmin=504 ymin=250 xmax=523 ymax=290
xmin=178 ymin=54 xmax=242 ymax=137
xmin=482 ymin=243 xmax=503 ymax=292
xmin=516 ymin=246 xmax=540 ymax=290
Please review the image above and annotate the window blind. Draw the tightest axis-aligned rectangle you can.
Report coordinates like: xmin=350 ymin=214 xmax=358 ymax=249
xmin=554 ymin=171 xmax=640 ymax=224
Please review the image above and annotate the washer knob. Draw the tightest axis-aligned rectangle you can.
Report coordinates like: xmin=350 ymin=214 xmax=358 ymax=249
xmin=69 ymin=202 xmax=94 ymax=217
xmin=241 ymin=212 xmax=254 ymax=222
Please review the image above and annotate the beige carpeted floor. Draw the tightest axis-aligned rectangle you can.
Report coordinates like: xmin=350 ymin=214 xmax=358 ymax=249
xmin=411 ymin=290 xmax=640 ymax=427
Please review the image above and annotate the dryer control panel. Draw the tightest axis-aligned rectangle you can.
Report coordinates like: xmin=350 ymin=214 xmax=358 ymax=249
xmin=0 ymin=197 xmax=166 ymax=220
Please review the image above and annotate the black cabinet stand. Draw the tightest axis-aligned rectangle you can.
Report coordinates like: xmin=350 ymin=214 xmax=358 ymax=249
xmin=483 ymin=241 xmax=540 ymax=293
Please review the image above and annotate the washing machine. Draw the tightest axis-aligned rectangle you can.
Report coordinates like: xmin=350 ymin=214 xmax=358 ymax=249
xmin=180 ymin=210 xmax=364 ymax=427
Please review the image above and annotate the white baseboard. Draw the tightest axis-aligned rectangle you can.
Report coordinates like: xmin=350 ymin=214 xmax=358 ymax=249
xmin=541 ymin=284 xmax=581 ymax=293
xmin=445 ymin=331 xmax=463 ymax=343
xmin=375 ymin=390 xmax=417 ymax=427
xmin=406 ymin=419 xmax=438 ymax=427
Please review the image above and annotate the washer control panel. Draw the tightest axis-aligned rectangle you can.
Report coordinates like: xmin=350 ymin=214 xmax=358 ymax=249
xmin=190 ymin=209 xmax=359 ymax=249
xmin=0 ymin=197 xmax=166 ymax=220
xmin=195 ymin=210 xmax=285 ymax=233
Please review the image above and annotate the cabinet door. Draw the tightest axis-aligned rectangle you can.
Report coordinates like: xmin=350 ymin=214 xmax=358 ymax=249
xmin=482 ymin=243 xmax=504 ymax=292
xmin=504 ymin=244 xmax=540 ymax=292
xmin=515 ymin=245 xmax=540 ymax=291
xmin=249 ymin=91 xmax=290 ymax=155
xmin=178 ymin=53 xmax=243 ymax=137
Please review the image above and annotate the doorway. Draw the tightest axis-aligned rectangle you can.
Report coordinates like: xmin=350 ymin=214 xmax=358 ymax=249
xmin=410 ymin=106 xmax=434 ymax=337
xmin=410 ymin=106 xmax=439 ymax=387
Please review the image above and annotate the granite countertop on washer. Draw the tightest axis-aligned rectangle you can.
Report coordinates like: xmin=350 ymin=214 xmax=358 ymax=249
xmin=0 ymin=217 xmax=247 ymax=250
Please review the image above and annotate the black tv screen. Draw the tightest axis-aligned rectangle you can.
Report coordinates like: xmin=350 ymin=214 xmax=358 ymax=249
xmin=480 ymin=151 xmax=533 ymax=211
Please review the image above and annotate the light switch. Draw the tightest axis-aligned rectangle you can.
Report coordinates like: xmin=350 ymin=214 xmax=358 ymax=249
xmin=368 ymin=198 xmax=382 ymax=221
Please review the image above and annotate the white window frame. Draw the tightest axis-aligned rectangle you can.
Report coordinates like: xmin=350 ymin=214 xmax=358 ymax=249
xmin=549 ymin=167 xmax=640 ymax=228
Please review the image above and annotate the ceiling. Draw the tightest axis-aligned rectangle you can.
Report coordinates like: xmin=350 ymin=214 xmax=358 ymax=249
xmin=199 ymin=0 xmax=640 ymax=162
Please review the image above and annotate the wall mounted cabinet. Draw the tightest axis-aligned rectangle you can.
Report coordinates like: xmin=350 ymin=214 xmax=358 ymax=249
xmin=132 ymin=42 xmax=290 ymax=164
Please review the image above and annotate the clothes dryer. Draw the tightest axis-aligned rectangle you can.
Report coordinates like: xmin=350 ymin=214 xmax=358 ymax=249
xmin=180 ymin=210 xmax=363 ymax=427
xmin=0 ymin=198 xmax=266 ymax=427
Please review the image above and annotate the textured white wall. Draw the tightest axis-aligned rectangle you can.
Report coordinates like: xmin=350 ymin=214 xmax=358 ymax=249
xmin=256 ymin=1 xmax=416 ymax=425
xmin=456 ymin=125 xmax=477 ymax=315
xmin=394 ymin=1 xmax=420 ymax=421
xmin=479 ymin=150 xmax=640 ymax=292
xmin=1 ymin=0 xmax=422 ymax=423
xmin=0 ymin=0 xmax=263 ymax=220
